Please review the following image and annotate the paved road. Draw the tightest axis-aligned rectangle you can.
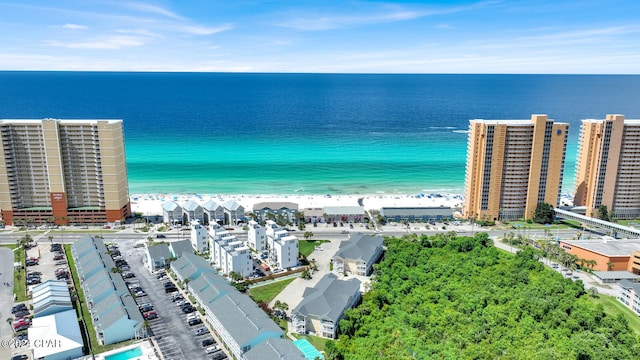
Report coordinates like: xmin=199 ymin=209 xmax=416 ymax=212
xmin=0 ymin=247 xmax=15 ymax=360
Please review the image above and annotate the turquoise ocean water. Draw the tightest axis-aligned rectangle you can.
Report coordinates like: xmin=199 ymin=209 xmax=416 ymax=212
xmin=0 ymin=72 xmax=638 ymax=195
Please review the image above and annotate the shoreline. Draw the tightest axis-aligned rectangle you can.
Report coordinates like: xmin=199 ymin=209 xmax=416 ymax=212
xmin=130 ymin=192 xmax=466 ymax=216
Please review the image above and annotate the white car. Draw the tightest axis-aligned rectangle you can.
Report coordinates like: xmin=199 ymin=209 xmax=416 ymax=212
xmin=206 ymin=346 xmax=220 ymax=354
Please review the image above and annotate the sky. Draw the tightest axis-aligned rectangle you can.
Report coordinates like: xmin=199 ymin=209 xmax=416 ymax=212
xmin=0 ymin=0 xmax=639 ymax=73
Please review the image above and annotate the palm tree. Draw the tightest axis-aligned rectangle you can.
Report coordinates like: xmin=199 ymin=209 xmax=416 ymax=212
xmin=303 ymin=231 xmax=314 ymax=240
xmin=607 ymin=261 xmax=615 ymax=271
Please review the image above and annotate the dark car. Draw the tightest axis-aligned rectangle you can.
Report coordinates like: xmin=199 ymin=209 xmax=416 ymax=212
xmin=156 ymin=234 xmax=166 ymax=238
xmin=164 ymin=281 xmax=175 ymax=288
xmin=211 ymin=352 xmax=227 ymax=360
xmin=188 ymin=317 xmax=202 ymax=325
xmin=53 ymin=253 xmax=64 ymax=261
xmin=123 ymin=272 xmax=135 ymax=279
xmin=14 ymin=310 xmax=30 ymax=318
xmin=15 ymin=332 xmax=28 ymax=341
xmin=12 ymin=304 xmax=27 ymax=314
xmin=11 ymin=355 xmax=29 ymax=360
xmin=202 ymin=338 xmax=215 ymax=347
xmin=25 ymin=259 xmax=39 ymax=266
xmin=165 ymin=285 xmax=178 ymax=293
xmin=183 ymin=306 xmax=197 ymax=314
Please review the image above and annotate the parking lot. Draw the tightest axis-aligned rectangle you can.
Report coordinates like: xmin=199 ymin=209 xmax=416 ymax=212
xmin=118 ymin=239 xmax=228 ymax=360
xmin=5 ymin=241 xmax=73 ymax=359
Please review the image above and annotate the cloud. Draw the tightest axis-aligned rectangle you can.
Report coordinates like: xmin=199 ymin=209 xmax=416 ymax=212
xmin=46 ymin=35 xmax=148 ymax=50
xmin=276 ymin=10 xmax=424 ymax=31
xmin=61 ymin=23 xmax=87 ymax=30
xmin=122 ymin=2 xmax=184 ymax=20
xmin=275 ymin=1 xmax=498 ymax=31
xmin=178 ymin=24 xmax=233 ymax=35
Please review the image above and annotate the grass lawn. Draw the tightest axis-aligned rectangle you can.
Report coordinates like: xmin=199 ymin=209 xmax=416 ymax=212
xmin=291 ymin=333 xmax=334 ymax=352
xmin=592 ymin=294 xmax=640 ymax=335
xmin=249 ymin=277 xmax=296 ymax=304
xmin=299 ymin=240 xmax=330 ymax=258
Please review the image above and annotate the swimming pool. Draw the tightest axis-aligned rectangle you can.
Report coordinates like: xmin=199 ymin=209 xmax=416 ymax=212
xmin=293 ymin=339 xmax=323 ymax=360
xmin=104 ymin=346 xmax=143 ymax=360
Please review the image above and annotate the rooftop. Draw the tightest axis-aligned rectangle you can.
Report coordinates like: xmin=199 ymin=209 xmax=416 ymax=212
xmin=293 ymin=273 xmax=361 ymax=322
xmin=335 ymin=233 xmax=383 ymax=263
xmin=561 ymin=239 xmax=640 ymax=257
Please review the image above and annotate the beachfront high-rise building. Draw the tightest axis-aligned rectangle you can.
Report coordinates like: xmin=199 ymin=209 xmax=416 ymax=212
xmin=463 ymin=114 xmax=568 ymax=221
xmin=0 ymin=119 xmax=130 ymax=225
xmin=574 ymin=115 xmax=640 ymax=219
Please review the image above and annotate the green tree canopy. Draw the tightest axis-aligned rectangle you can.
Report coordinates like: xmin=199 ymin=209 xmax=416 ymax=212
xmin=333 ymin=233 xmax=639 ymax=359
xmin=533 ymin=202 xmax=554 ymax=224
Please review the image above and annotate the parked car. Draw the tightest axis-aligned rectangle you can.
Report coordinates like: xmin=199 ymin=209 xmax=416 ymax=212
xmin=193 ymin=328 xmax=208 ymax=336
xmin=25 ymin=259 xmax=39 ymax=266
xmin=143 ymin=311 xmax=158 ymax=320
xmin=123 ymin=272 xmax=135 ymax=279
xmin=138 ymin=304 xmax=154 ymax=312
xmin=187 ymin=317 xmax=202 ymax=325
xmin=183 ymin=306 xmax=197 ymax=314
xmin=12 ymin=304 xmax=27 ymax=314
xmin=171 ymin=294 xmax=184 ymax=302
xmin=165 ymin=286 xmax=178 ymax=294
xmin=206 ymin=346 xmax=220 ymax=354
xmin=14 ymin=310 xmax=30 ymax=318
xmin=53 ymin=253 xmax=64 ymax=261
xmin=202 ymin=338 xmax=215 ymax=347
xmin=156 ymin=234 xmax=166 ymax=238
xmin=11 ymin=355 xmax=28 ymax=360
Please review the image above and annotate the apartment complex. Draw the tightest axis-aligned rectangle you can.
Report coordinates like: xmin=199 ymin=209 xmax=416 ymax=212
xmin=0 ymin=119 xmax=130 ymax=225
xmin=463 ymin=115 xmax=568 ymax=221
xmin=265 ymin=220 xmax=299 ymax=270
xmin=209 ymin=224 xmax=252 ymax=278
xmin=574 ymin=114 xmax=640 ymax=219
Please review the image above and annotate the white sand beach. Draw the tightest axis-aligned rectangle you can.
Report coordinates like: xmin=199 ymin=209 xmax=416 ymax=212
xmin=130 ymin=193 xmax=465 ymax=217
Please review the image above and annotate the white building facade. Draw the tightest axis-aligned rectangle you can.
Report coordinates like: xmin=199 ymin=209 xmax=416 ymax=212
xmin=247 ymin=220 xmax=267 ymax=251
xmin=265 ymin=220 xmax=299 ymax=270
xmin=190 ymin=220 xmax=209 ymax=253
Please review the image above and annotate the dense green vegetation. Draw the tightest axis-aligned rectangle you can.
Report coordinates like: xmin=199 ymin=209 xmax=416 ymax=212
xmin=593 ymin=294 xmax=640 ymax=335
xmin=333 ymin=233 xmax=640 ymax=360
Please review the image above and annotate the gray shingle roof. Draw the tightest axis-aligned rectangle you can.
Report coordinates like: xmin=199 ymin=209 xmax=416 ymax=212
xmin=162 ymin=200 xmax=181 ymax=211
xmin=147 ymin=243 xmax=171 ymax=260
xmin=223 ymin=200 xmax=243 ymax=211
xmin=244 ymin=338 xmax=306 ymax=360
xmin=212 ymin=293 xmax=283 ymax=347
xmin=182 ymin=200 xmax=202 ymax=211
xmin=292 ymin=273 xmax=361 ymax=323
xmin=169 ymin=240 xmax=194 ymax=258
xmin=335 ymin=233 xmax=383 ymax=263
xmin=171 ymin=252 xmax=216 ymax=280
xmin=202 ymin=199 xmax=222 ymax=211
xmin=619 ymin=279 xmax=640 ymax=292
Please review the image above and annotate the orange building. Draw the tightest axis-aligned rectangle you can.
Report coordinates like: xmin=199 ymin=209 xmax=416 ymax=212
xmin=559 ymin=239 xmax=640 ymax=272
xmin=463 ymin=114 xmax=568 ymax=221
xmin=0 ymin=119 xmax=130 ymax=225
xmin=574 ymin=114 xmax=640 ymax=219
